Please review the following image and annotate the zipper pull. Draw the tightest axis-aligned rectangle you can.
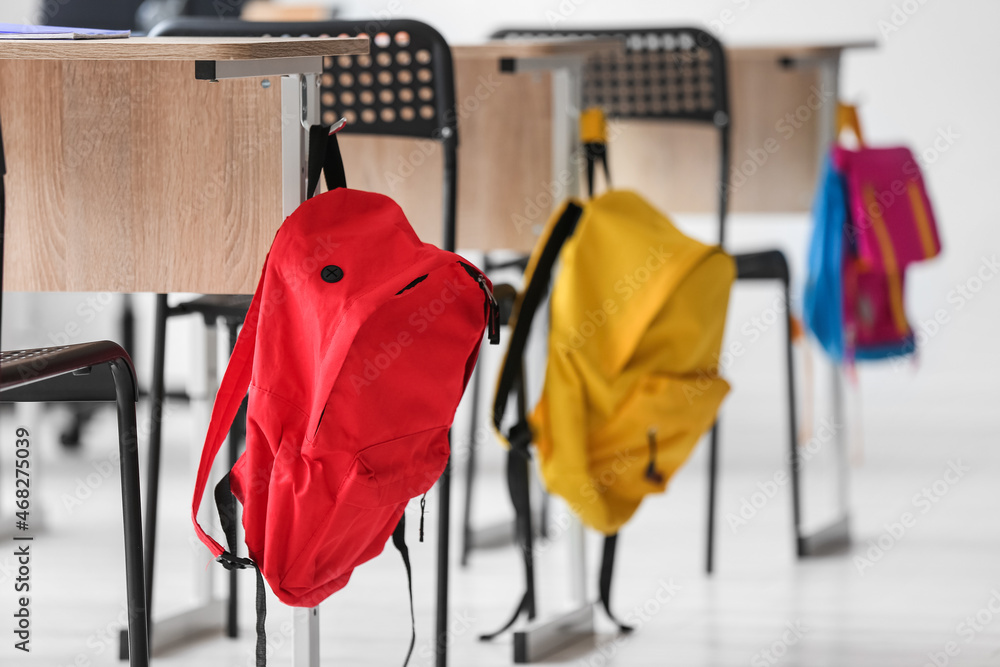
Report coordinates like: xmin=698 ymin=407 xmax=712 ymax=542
xmin=486 ymin=283 xmax=500 ymax=345
xmin=645 ymin=428 xmax=664 ymax=485
xmin=460 ymin=262 xmax=501 ymax=345
xmin=418 ymin=493 xmax=427 ymax=542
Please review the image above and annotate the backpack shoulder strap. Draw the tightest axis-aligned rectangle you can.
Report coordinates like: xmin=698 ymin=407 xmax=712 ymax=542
xmin=481 ymin=201 xmax=583 ymax=640
xmin=599 ymin=533 xmax=634 ymax=634
xmin=581 ymin=107 xmax=610 ymax=199
xmin=307 ymin=123 xmax=347 ymax=197
xmin=191 ymin=255 xmax=268 ymax=557
xmin=492 ymin=200 xmax=583 ymax=436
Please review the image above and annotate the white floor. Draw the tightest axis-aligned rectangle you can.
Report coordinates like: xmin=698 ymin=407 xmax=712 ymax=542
xmin=1 ymin=281 xmax=998 ymax=667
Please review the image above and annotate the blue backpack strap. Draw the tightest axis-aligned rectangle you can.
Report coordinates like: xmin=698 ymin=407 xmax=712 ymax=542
xmin=804 ymin=154 xmax=849 ymax=362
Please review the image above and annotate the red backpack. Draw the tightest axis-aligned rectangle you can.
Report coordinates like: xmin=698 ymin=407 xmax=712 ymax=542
xmin=192 ymin=130 xmax=497 ymax=664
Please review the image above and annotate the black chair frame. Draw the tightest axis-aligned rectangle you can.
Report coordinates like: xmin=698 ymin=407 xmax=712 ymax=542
xmin=1 ymin=113 xmax=150 ymax=667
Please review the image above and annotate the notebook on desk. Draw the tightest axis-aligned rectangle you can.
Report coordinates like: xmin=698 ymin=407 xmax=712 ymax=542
xmin=0 ymin=23 xmax=130 ymax=40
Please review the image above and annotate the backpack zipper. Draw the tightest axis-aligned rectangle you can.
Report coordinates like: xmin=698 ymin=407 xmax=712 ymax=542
xmin=396 ymin=274 xmax=428 ymax=295
xmin=459 ymin=261 xmax=500 ymax=345
xmin=645 ymin=428 xmax=665 ymax=485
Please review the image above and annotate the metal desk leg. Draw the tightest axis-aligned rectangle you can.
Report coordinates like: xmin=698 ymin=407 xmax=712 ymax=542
xmin=281 ymin=70 xmax=323 ymax=667
xmin=504 ymin=58 xmax=597 ymax=663
xmin=293 ymin=607 xmax=320 ymax=667
xmin=784 ymin=51 xmax=851 ymax=556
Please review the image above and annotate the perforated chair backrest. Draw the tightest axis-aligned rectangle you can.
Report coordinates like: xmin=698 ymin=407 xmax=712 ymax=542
xmin=493 ymin=27 xmax=728 ymax=129
xmin=149 ymin=18 xmax=458 ymax=144
xmin=494 ymin=26 xmax=732 ymax=245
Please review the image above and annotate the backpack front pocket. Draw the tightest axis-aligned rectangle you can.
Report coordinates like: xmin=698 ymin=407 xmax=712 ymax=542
xmin=338 ymin=425 xmax=450 ymax=507
xmin=590 ymin=372 xmax=730 ymax=494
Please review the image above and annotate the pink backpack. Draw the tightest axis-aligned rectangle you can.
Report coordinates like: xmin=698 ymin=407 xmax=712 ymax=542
xmin=830 ymin=105 xmax=941 ymax=359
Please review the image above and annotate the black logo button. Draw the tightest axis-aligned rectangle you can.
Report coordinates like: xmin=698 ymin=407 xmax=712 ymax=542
xmin=321 ymin=265 xmax=344 ymax=283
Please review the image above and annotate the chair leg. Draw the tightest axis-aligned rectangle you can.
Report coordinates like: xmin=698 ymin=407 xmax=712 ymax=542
xmin=459 ymin=364 xmax=482 ymax=567
xmin=436 ymin=140 xmax=458 ymax=667
xmin=121 ymin=294 xmax=136 ymax=359
xmin=225 ymin=319 xmax=243 ymax=638
xmin=111 ymin=358 xmax=150 ymax=667
xmin=539 ymin=489 xmax=550 ymax=541
xmin=142 ymin=294 xmax=168 ymax=643
xmin=435 ymin=438 xmax=452 ymax=667
xmin=784 ymin=281 xmax=804 ymax=557
xmin=705 ymin=421 xmax=719 ymax=575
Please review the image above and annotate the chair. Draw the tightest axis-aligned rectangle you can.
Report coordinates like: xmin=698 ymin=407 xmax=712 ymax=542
xmin=1 ymin=118 xmax=150 ymax=667
xmin=491 ymin=26 xmax=802 ymax=573
xmin=146 ymin=17 xmax=459 ymax=663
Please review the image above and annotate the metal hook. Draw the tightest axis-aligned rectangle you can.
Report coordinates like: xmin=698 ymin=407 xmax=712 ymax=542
xmin=328 ymin=117 xmax=348 ymax=135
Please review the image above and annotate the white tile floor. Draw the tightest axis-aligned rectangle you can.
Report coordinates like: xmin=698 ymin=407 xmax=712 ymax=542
xmin=0 ymin=290 xmax=998 ymax=667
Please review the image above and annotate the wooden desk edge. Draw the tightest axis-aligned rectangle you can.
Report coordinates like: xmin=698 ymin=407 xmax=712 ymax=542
xmin=729 ymin=39 xmax=879 ymax=59
xmin=452 ymin=38 xmax=625 ymax=60
xmin=0 ymin=36 xmax=369 ymax=61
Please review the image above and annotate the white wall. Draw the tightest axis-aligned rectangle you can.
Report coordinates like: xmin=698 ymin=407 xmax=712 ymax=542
xmin=0 ymin=0 xmax=40 ymax=24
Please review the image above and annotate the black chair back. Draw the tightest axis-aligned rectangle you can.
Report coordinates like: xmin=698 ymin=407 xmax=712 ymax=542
xmin=493 ymin=26 xmax=731 ymax=244
xmin=150 ymin=18 xmax=457 ymax=145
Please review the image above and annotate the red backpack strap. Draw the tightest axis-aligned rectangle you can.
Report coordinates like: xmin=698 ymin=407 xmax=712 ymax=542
xmin=192 ymin=255 xmax=268 ymax=557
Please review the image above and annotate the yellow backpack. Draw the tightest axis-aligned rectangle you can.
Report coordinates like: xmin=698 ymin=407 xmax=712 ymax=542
xmin=485 ymin=188 xmax=734 ymax=636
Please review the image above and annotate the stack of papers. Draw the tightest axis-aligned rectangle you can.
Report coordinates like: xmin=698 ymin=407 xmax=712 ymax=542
xmin=0 ymin=23 xmax=130 ymax=40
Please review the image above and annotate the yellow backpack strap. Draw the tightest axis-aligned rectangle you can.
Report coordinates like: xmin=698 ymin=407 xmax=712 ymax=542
xmin=580 ymin=107 xmax=610 ymax=198
xmin=492 ymin=200 xmax=584 ymax=442
xmin=599 ymin=534 xmax=635 ymax=633
xmin=481 ymin=200 xmax=584 ymax=642
xmin=836 ymin=102 xmax=866 ymax=148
